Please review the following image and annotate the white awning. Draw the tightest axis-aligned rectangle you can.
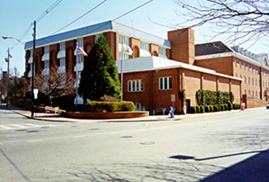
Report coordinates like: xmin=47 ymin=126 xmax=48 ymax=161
xmin=73 ymin=79 xmax=80 ymax=88
xmin=28 ymin=70 xmax=32 ymax=77
xmin=28 ymin=56 xmax=33 ymax=64
xmin=74 ymin=96 xmax=83 ymax=105
xmin=57 ymin=50 xmax=65 ymax=59
xmin=57 ymin=66 xmax=66 ymax=74
xmin=42 ymin=53 xmax=49 ymax=61
xmin=73 ymin=63 xmax=83 ymax=72
xmin=140 ymin=49 xmax=151 ymax=57
xmin=42 ymin=68 xmax=49 ymax=75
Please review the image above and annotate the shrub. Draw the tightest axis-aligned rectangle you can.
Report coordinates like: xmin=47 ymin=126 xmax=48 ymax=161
xmin=190 ymin=106 xmax=197 ymax=113
xmin=213 ymin=105 xmax=219 ymax=112
xmin=200 ymin=105 xmax=205 ymax=113
xmin=205 ymin=105 xmax=210 ymax=112
xmin=196 ymin=105 xmax=201 ymax=113
xmin=224 ymin=104 xmax=228 ymax=110
xmin=85 ymin=101 xmax=135 ymax=112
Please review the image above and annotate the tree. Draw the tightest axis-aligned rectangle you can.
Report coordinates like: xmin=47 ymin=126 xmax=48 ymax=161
xmin=9 ymin=68 xmax=28 ymax=104
xmin=79 ymin=35 xmax=121 ymax=101
xmin=34 ymin=67 xmax=75 ymax=106
xmin=173 ymin=0 xmax=269 ymax=45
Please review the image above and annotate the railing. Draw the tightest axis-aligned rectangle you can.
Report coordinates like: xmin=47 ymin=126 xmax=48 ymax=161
xmin=45 ymin=106 xmax=65 ymax=114
xmin=150 ymin=108 xmax=166 ymax=115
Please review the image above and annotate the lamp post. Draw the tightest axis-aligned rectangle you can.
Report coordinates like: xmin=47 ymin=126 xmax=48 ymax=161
xmin=2 ymin=34 xmax=26 ymax=109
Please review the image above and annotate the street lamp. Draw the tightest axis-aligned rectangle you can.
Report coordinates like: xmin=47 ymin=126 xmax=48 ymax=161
xmin=2 ymin=36 xmax=24 ymax=108
xmin=2 ymin=36 xmax=25 ymax=45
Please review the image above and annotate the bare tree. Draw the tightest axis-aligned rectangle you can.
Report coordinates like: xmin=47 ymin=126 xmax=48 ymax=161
xmin=35 ymin=67 xmax=75 ymax=106
xmin=173 ymin=0 xmax=269 ymax=45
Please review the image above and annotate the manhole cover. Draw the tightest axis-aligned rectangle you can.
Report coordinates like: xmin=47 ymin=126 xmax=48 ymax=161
xmin=140 ymin=142 xmax=155 ymax=145
xmin=90 ymin=128 xmax=99 ymax=130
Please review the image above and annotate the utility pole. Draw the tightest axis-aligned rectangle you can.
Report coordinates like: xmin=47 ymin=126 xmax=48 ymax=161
xmin=6 ymin=48 xmax=11 ymax=108
xmin=31 ymin=21 xmax=36 ymax=117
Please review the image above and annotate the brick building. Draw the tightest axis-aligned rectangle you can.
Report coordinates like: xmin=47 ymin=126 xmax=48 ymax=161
xmin=24 ymin=20 xmax=267 ymax=112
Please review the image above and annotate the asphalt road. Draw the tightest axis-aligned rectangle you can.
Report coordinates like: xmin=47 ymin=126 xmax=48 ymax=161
xmin=1 ymin=106 xmax=269 ymax=182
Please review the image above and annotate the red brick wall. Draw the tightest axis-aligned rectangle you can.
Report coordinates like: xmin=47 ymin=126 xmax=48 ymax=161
xmin=168 ymin=28 xmax=195 ymax=65
xmin=130 ymin=38 xmax=140 ymax=59
xmin=183 ymin=69 xmax=201 ymax=106
xmin=66 ymin=40 xmax=75 ymax=76
xmin=203 ymin=73 xmax=217 ymax=91
xmin=218 ymin=77 xmax=230 ymax=92
xmin=196 ymin=56 xmax=234 ymax=76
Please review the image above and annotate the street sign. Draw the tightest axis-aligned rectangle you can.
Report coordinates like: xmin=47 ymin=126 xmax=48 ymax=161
xmin=34 ymin=89 xmax=38 ymax=99
xmin=171 ymin=94 xmax=175 ymax=102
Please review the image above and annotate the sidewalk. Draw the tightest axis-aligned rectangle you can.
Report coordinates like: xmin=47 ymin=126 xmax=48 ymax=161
xmin=6 ymin=105 xmax=248 ymax=123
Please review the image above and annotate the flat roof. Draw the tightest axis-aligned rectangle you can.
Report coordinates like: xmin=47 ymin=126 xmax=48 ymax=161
xmin=25 ymin=20 xmax=171 ymax=50
xmin=116 ymin=56 xmax=242 ymax=81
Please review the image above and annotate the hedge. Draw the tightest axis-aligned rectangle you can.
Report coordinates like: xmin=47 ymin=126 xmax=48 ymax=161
xmin=196 ymin=90 xmax=234 ymax=106
xmin=190 ymin=103 xmax=241 ymax=113
xmin=84 ymin=101 xmax=136 ymax=112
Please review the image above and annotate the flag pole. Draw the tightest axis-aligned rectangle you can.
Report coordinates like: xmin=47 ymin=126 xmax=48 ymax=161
xmin=75 ymin=41 xmax=78 ymax=107
xmin=120 ymin=42 xmax=123 ymax=101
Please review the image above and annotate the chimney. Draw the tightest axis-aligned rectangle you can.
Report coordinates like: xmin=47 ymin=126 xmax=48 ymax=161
xmin=168 ymin=28 xmax=195 ymax=65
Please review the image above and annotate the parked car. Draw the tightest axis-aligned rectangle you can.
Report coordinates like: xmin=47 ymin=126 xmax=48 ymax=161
xmin=266 ymin=104 xmax=269 ymax=109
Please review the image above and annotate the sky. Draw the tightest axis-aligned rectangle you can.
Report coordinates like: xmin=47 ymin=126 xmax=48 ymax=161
xmin=0 ymin=0 xmax=268 ymax=77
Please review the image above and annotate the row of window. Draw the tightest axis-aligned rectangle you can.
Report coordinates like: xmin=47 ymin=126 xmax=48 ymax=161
xmin=118 ymin=35 xmax=167 ymax=60
xmin=237 ymin=74 xmax=269 ymax=88
xmin=234 ymin=59 xmax=269 ymax=77
xmin=127 ymin=77 xmax=172 ymax=92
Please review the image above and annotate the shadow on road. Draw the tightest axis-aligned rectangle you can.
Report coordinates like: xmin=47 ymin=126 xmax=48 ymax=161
xmin=170 ymin=149 xmax=269 ymax=182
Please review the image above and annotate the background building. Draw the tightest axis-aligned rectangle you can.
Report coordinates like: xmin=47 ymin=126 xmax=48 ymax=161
xmin=25 ymin=20 xmax=268 ymax=112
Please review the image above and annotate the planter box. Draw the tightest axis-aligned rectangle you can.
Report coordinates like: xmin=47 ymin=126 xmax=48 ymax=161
xmin=63 ymin=111 xmax=149 ymax=119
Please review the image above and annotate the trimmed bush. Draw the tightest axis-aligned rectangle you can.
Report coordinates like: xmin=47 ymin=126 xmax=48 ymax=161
xmin=196 ymin=105 xmax=201 ymax=113
xmin=205 ymin=105 xmax=210 ymax=112
xmin=213 ymin=105 xmax=219 ymax=112
xmin=190 ymin=106 xmax=197 ymax=113
xmin=85 ymin=101 xmax=135 ymax=112
xmin=200 ymin=105 xmax=205 ymax=113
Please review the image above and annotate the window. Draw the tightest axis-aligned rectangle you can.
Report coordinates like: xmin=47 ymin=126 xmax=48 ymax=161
xmin=239 ymin=61 xmax=241 ymax=69
xmin=127 ymin=79 xmax=143 ymax=92
xmin=77 ymin=55 xmax=83 ymax=64
xmin=244 ymin=63 xmax=246 ymax=70
xmin=255 ymin=79 xmax=257 ymax=86
xmin=252 ymin=78 xmax=254 ymax=85
xmin=60 ymin=58 xmax=65 ymax=67
xmin=244 ymin=89 xmax=247 ymax=94
xmin=77 ymin=38 xmax=83 ymax=48
xmin=256 ymin=91 xmax=258 ymax=98
xmin=60 ymin=43 xmax=65 ymax=51
xmin=159 ymin=77 xmax=172 ymax=90
xmin=95 ymin=34 xmax=101 ymax=43
xmin=159 ymin=47 xmax=167 ymax=58
xmin=44 ymin=61 xmax=49 ymax=69
xmin=248 ymin=77 xmax=250 ymax=85
xmin=44 ymin=46 xmax=49 ymax=54
xmin=244 ymin=76 xmax=246 ymax=84
xmin=235 ymin=73 xmax=238 ymax=77
xmin=140 ymin=41 xmax=151 ymax=57
xmin=119 ymin=35 xmax=130 ymax=60
xmin=42 ymin=46 xmax=50 ymax=61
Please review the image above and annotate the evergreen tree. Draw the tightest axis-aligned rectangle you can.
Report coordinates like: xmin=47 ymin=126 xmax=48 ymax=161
xmin=79 ymin=35 xmax=121 ymax=101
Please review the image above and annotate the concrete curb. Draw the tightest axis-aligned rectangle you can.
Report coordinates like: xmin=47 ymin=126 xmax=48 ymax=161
xmin=6 ymin=105 xmax=266 ymax=123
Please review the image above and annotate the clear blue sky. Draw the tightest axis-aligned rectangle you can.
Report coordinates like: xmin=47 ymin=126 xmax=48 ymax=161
xmin=0 ymin=0 xmax=268 ymax=76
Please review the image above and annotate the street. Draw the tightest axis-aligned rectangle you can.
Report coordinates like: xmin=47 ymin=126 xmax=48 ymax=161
xmin=1 ymin=106 xmax=269 ymax=182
